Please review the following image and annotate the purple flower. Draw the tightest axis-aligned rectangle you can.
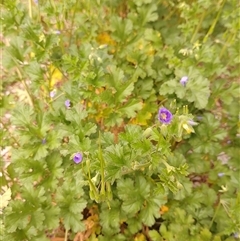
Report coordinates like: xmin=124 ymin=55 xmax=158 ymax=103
xmin=158 ymin=107 xmax=173 ymax=124
xmin=54 ymin=30 xmax=61 ymax=35
xmin=42 ymin=138 xmax=46 ymax=144
xmin=234 ymin=233 xmax=239 ymax=238
xmin=65 ymin=99 xmax=71 ymax=108
xmin=218 ymin=173 xmax=225 ymax=177
xmin=180 ymin=76 xmax=188 ymax=86
xmin=50 ymin=89 xmax=56 ymax=98
xmin=188 ymin=120 xmax=198 ymax=126
xmin=73 ymin=152 xmax=83 ymax=164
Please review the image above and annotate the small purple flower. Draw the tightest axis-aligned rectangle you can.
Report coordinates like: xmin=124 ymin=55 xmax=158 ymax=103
xmin=65 ymin=99 xmax=71 ymax=109
xmin=180 ymin=76 xmax=188 ymax=86
xmin=158 ymin=107 xmax=173 ymax=124
xmin=33 ymin=0 xmax=38 ymax=4
xmin=73 ymin=152 xmax=83 ymax=164
xmin=234 ymin=232 xmax=239 ymax=238
xmin=188 ymin=120 xmax=198 ymax=126
xmin=42 ymin=138 xmax=46 ymax=144
xmin=50 ymin=89 xmax=56 ymax=98
xmin=54 ymin=30 xmax=61 ymax=35
xmin=218 ymin=173 xmax=225 ymax=177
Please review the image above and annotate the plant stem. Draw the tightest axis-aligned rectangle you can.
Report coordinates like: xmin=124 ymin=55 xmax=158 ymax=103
xmin=28 ymin=0 xmax=32 ymax=18
xmin=64 ymin=229 xmax=68 ymax=241
xmin=191 ymin=11 xmax=206 ymax=43
xmin=209 ymin=200 xmax=221 ymax=229
xmin=203 ymin=0 xmax=226 ymax=43
xmin=68 ymin=1 xmax=78 ymax=47
xmin=15 ymin=68 xmax=35 ymax=108
xmin=219 ymin=31 xmax=236 ymax=59
xmin=98 ymin=132 xmax=105 ymax=195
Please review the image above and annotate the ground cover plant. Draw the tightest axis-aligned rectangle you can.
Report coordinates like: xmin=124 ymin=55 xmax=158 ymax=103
xmin=0 ymin=0 xmax=239 ymax=240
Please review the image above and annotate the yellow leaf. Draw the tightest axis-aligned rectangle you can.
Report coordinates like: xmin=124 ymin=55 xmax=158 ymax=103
xmin=134 ymin=233 xmax=146 ymax=241
xmin=131 ymin=112 xmax=152 ymax=126
xmin=49 ymin=64 xmax=63 ymax=88
xmin=96 ymin=32 xmax=116 ymax=46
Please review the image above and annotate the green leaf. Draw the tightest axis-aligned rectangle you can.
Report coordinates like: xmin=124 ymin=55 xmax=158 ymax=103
xmin=83 ymin=123 xmax=97 ymax=136
xmin=65 ymin=103 xmax=88 ymax=125
xmin=11 ymin=104 xmax=35 ymax=127
xmin=56 ymin=174 xmax=87 ymax=233
xmin=105 ymin=144 xmax=132 ymax=180
xmin=148 ymin=230 xmax=162 ymax=241
xmin=111 ymin=17 xmax=133 ymax=41
xmin=127 ymin=217 xmax=142 ymax=234
xmin=4 ymin=36 xmax=27 ymax=65
xmin=140 ymin=200 xmax=159 ymax=226
xmin=5 ymin=202 xmax=29 ymax=233
xmin=28 ymin=208 xmax=45 ymax=231
xmin=100 ymin=200 xmax=121 ymax=236
xmin=118 ymin=99 xmax=142 ymax=118
xmin=133 ymin=0 xmax=153 ymax=7
xmin=186 ymin=76 xmax=210 ymax=109
xmin=135 ymin=78 xmax=153 ymax=99
xmin=42 ymin=205 xmax=60 ymax=230
xmin=13 ymin=157 xmax=46 ymax=185
xmin=200 ymin=228 xmax=212 ymax=241
xmin=117 ymin=175 xmax=150 ymax=215
xmin=160 ymin=67 xmax=210 ymax=109
xmin=160 ymin=223 xmax=174 ymax=240
xmin=42 ymin=152 xmax=63 ymax=189
xmin=137 ymin=3 xmax=158 ymax=25
xmin=116 ymin=81 xmax=134 ymax=103
xmin=21 ymin=185 xmax=47 ymax=205
xmin=61 ymin=211 xmax=85 ymax=233
xmin=24 ymin=61 xmax=43 ymax=81
xmin=33 ymin=143 xmax=49 ymax=160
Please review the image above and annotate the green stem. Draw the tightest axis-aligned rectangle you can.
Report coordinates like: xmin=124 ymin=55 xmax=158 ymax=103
xmin=82 ymin=163 xmax=99 ymax=201
xmin=203 ymin=0 xmax=226 ymax=43
xmin=98 ymin=132 xmax=105 ymax=195
xmin=191 ymin=11 xmax=206 ymax=43
xmin=15 ymin=68 xmax=35 ymax=108
xmin=133 ymin=162 xmax=151 ymax=170
xmin=209 ymin=201 xmax=221 ymax=229
xmin=50 ymin=93 xmax=65 ymax=102
xmin=121 ymin=162 xmax=151 ymax=176
xmin=219 ymin=31 xmax=236 ymax=59
xmin=28 ymin=0 xmax=32 ymax=18
xmin=68 ymin=1 xmax=78 ymax=47
xmin=6 ymin=49 xmax=35 ymax=107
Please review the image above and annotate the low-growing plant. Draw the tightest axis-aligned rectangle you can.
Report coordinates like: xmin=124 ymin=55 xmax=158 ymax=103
xmin=0 ymin=0 xmax=239 ymax=241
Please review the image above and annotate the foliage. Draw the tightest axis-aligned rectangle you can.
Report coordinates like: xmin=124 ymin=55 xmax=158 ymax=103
xmin=0 ymin=0 xmax=239 ymax=240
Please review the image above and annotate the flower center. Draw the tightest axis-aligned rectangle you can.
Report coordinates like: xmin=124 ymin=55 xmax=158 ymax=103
xmin=161 ymin=113 xmax=167 ymax=120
